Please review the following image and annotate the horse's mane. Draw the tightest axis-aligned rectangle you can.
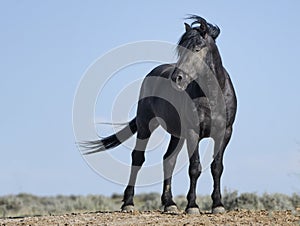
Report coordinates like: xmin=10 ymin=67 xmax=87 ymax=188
xmin=177 ymin=15 xmax=221 ymax=57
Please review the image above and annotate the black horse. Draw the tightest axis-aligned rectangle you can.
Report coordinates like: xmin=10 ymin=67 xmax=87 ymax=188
xmin=82 ymin=15 xmax=237 ymax=214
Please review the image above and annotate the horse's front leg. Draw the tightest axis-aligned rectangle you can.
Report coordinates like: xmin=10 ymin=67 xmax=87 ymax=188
xmin=185 ymin=130 xmax=201 ymax=214
xmin=161 ymin=136 xmax=184 ymax=213
xmin=211 ymin=126 xmax=233 ymax=214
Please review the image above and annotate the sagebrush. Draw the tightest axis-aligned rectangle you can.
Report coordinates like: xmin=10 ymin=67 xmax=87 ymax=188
xmin=0 ymin=191 xmax=299 ymax=217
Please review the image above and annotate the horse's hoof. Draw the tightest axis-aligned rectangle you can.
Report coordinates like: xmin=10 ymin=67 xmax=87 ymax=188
xmin=122 ymin=205 xmax=135 ymax=212
xmin=164 ymin=205 xmax=179 ymax=213
xmin=212 ymin=206 xmax=225 ymax=214
xmin=186 ymin=207 xmax=200 ymax=214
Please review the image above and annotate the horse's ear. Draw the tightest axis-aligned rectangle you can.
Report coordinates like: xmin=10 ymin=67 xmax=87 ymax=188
xmin=184 ymin=23 xmax=191 ymax=32
xmin=199 ymin=20 xmax=208 ymax=33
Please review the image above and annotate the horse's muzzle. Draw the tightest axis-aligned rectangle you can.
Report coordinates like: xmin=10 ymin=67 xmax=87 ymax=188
xmin=171 ymin=70 xmax=188 ymax=91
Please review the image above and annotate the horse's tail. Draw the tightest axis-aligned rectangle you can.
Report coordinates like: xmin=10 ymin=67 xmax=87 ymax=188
xmin=80 ymin=118 xmax=137 ymax=155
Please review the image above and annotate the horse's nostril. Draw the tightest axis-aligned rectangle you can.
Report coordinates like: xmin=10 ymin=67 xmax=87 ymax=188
xmin=176 ymin=75 xmax=183 ymax=83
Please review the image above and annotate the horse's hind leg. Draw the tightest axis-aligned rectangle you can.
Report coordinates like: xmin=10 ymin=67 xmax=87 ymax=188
xmin=121 ymin=125 xmax=152 ymax=212
xmin=161 ymin=136 xmax=184 ymax=212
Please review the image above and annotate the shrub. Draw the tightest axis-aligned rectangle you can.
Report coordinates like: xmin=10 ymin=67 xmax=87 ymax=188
xmin=290 ymin=193 xmax=300 ymax=209
xmin=260 ymin=193 xmax=294 ymax=210
xmin=0 ymin=192 xmax=299 ymax=218
xmin=237 ymin=193 xmax=264 ymax=210
xmin=223 ymin=189 xmax=238 ymax=210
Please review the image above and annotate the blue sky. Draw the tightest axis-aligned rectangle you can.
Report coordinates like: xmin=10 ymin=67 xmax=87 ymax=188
xmin=0 ymin=0 xmax=300 ymax=197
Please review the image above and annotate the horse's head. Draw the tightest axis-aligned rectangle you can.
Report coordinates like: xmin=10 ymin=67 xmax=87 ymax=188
xmin=171 ymin=15 xmax=222 ymax=91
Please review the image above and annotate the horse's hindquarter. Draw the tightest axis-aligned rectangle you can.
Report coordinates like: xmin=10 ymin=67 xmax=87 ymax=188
xmin=137 ymin=64 xmax=200 ymax=137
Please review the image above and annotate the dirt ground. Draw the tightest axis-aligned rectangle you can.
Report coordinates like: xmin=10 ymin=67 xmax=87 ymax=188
xmin=1 ymin=210 xmax=299 ymax=226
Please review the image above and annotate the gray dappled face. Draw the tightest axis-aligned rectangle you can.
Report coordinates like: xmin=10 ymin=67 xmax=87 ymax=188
xmin=171 ymin=32 xmax=217 ymax=91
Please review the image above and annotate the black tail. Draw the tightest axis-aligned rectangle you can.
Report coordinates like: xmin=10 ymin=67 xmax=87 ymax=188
xmin=80 ymin=118 xmax=137 ymax=155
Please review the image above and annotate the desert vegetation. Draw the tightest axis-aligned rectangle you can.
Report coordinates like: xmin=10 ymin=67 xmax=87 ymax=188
xmin=0 ymin=191 xmax=299 ymax=218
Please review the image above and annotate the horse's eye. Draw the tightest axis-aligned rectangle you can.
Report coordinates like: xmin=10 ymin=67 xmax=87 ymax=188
xmin=194 ymin=48 xmax=201 ymax=52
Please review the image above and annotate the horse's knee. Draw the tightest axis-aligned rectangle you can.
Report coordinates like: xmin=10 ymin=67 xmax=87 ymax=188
xmin=211 ymin=160 xmax=223 ymax=175
xmin=131 ymin=150 xmax=145 ymax=166
xmin=189 ymin=161 xmax=201 ymax=178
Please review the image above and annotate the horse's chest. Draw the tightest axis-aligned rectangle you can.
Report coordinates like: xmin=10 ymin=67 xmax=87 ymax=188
xmin=194 ymin=97 xmax=212 ymax=137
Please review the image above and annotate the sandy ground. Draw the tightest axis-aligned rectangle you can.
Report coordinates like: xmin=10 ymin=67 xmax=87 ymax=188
xmin=0 ymin=210 xmax=299 ymax=226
